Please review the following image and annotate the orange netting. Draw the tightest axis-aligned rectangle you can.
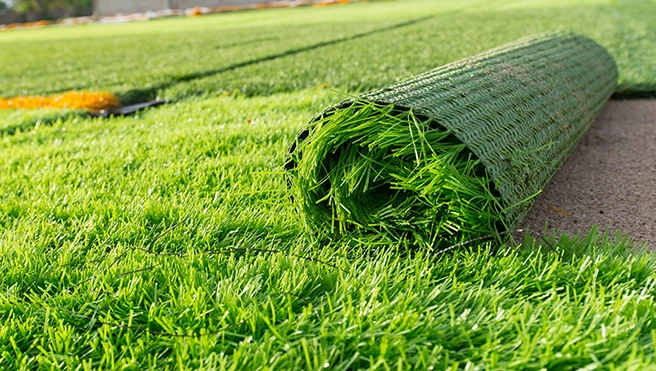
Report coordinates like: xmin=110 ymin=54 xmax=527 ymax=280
xmin=0 ymin=91 xmax=120 ymax=111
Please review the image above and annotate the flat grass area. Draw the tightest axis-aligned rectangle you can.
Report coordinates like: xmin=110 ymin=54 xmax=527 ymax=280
xmin=1 ymin=0 xmax=656 ymax=369
xmin=0 ymin=0 xmax=654 ymax=102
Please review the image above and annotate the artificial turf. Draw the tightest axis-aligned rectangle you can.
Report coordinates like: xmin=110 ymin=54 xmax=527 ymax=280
xmin=1 ymin=0 xmax=655 ymax=102
xmin=1 ymin=0 xmax=656 ymax=369
xmin=289 ymin=102 xmax=503 ymax=249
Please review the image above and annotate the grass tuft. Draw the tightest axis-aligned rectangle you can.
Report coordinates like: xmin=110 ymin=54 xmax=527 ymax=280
xmin=289 ymin=101 xmax=504 ymax=249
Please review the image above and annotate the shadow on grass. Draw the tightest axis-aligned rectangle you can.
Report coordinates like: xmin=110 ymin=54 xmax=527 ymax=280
xmin=0 ymin=110 xmax=89 ymax=137
xmin=612 ymin=83 xmax=656 ymax=99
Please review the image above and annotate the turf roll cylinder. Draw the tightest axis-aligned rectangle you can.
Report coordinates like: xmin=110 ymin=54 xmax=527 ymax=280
xmin=287 ymin=32 xmax=618 ymax=249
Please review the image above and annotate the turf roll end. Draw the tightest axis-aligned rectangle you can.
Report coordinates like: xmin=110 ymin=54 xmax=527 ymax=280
xmin=289 ymin=101 xmax=503 ymax=248
xmin=287 ymin=31 xmax=618 ymax=249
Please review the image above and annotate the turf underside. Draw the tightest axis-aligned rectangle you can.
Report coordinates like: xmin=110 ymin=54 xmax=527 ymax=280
xmin=1 ymin=0 xmax=656 ymax=369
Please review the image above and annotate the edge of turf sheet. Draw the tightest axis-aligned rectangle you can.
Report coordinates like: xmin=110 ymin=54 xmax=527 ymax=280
xmin=287 ymin=31 xmax=618 ymax=249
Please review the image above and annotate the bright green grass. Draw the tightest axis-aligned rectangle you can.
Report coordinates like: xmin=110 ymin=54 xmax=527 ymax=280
xmin=289 ymin=102 xmax=503 ymax=249
xmin=1 ymin=0 xmax=656 ymax=369
xmin=1 ymin=90 xmax=656 ymax=369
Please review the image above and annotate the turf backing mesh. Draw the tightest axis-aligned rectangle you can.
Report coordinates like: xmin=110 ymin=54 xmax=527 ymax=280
xmin=287 ymin=31 xmax=618 ymax=249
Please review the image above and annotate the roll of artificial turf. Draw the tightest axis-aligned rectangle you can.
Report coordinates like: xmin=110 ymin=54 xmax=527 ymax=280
xmin=286 ymin=32 xmax=617 ymax=249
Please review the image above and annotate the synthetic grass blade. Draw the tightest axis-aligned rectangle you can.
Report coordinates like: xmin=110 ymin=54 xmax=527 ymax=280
xmin=287 ymin=32 xmax=617 ymax=249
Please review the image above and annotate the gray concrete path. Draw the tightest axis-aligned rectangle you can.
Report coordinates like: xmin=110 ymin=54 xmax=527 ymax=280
xmin=522 ymin=99 xmax=656 ymax=248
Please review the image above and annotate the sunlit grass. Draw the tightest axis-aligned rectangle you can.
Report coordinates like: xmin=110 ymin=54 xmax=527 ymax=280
xmin=1 ymin=0 xmax=655 ymax=368
xmin=1 ymin=90 xmax=655 ymax=369
xmin=289 ymin=101 xmax=502 ymax=249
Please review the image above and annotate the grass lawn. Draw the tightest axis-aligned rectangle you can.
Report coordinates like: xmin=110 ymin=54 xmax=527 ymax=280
xmin=1 ymin=0 xmax=656 ymax=369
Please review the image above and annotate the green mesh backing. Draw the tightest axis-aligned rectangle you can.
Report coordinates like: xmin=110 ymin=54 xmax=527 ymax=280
xmin=290 ymin=31 xmax=618 ymax=235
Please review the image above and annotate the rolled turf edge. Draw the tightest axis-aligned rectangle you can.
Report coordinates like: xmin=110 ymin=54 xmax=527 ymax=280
xmin=286 ymin=31 xmax=618 ymax=250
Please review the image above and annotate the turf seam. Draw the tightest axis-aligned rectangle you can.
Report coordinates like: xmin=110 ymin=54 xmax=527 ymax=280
xmin=118 ymin=16 xmax=435 ymax=105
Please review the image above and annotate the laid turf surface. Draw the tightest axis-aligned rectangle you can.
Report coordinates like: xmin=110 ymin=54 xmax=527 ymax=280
xmin=1 ymin=0 xmax=656 ymax=369
xmin=1 ymin=0 xmax=655 ymax=103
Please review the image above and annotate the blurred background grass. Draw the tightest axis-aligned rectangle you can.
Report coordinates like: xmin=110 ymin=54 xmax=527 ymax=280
xmin=0 ymin=0 xmax=654 ymax=104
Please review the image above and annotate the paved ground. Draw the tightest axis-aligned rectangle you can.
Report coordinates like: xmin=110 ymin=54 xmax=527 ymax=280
xmin=521 ymin=99 xmax=656 ymax=249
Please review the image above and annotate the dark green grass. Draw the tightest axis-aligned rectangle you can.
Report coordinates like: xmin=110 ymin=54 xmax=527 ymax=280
xmin=0 ymin=0 xmax=467 ymax=103
xmin=611 ymin=3 xmax=656 ymax=98
xmin=170 ymin=1 xmax=656 ymax=100
xmin=2 ymin=90 xmax=656 ymax=369
xmin=0 ymin=12 xmax=407 ymax=102
xmin=1 ymin=0 xmax=655 ymax=104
